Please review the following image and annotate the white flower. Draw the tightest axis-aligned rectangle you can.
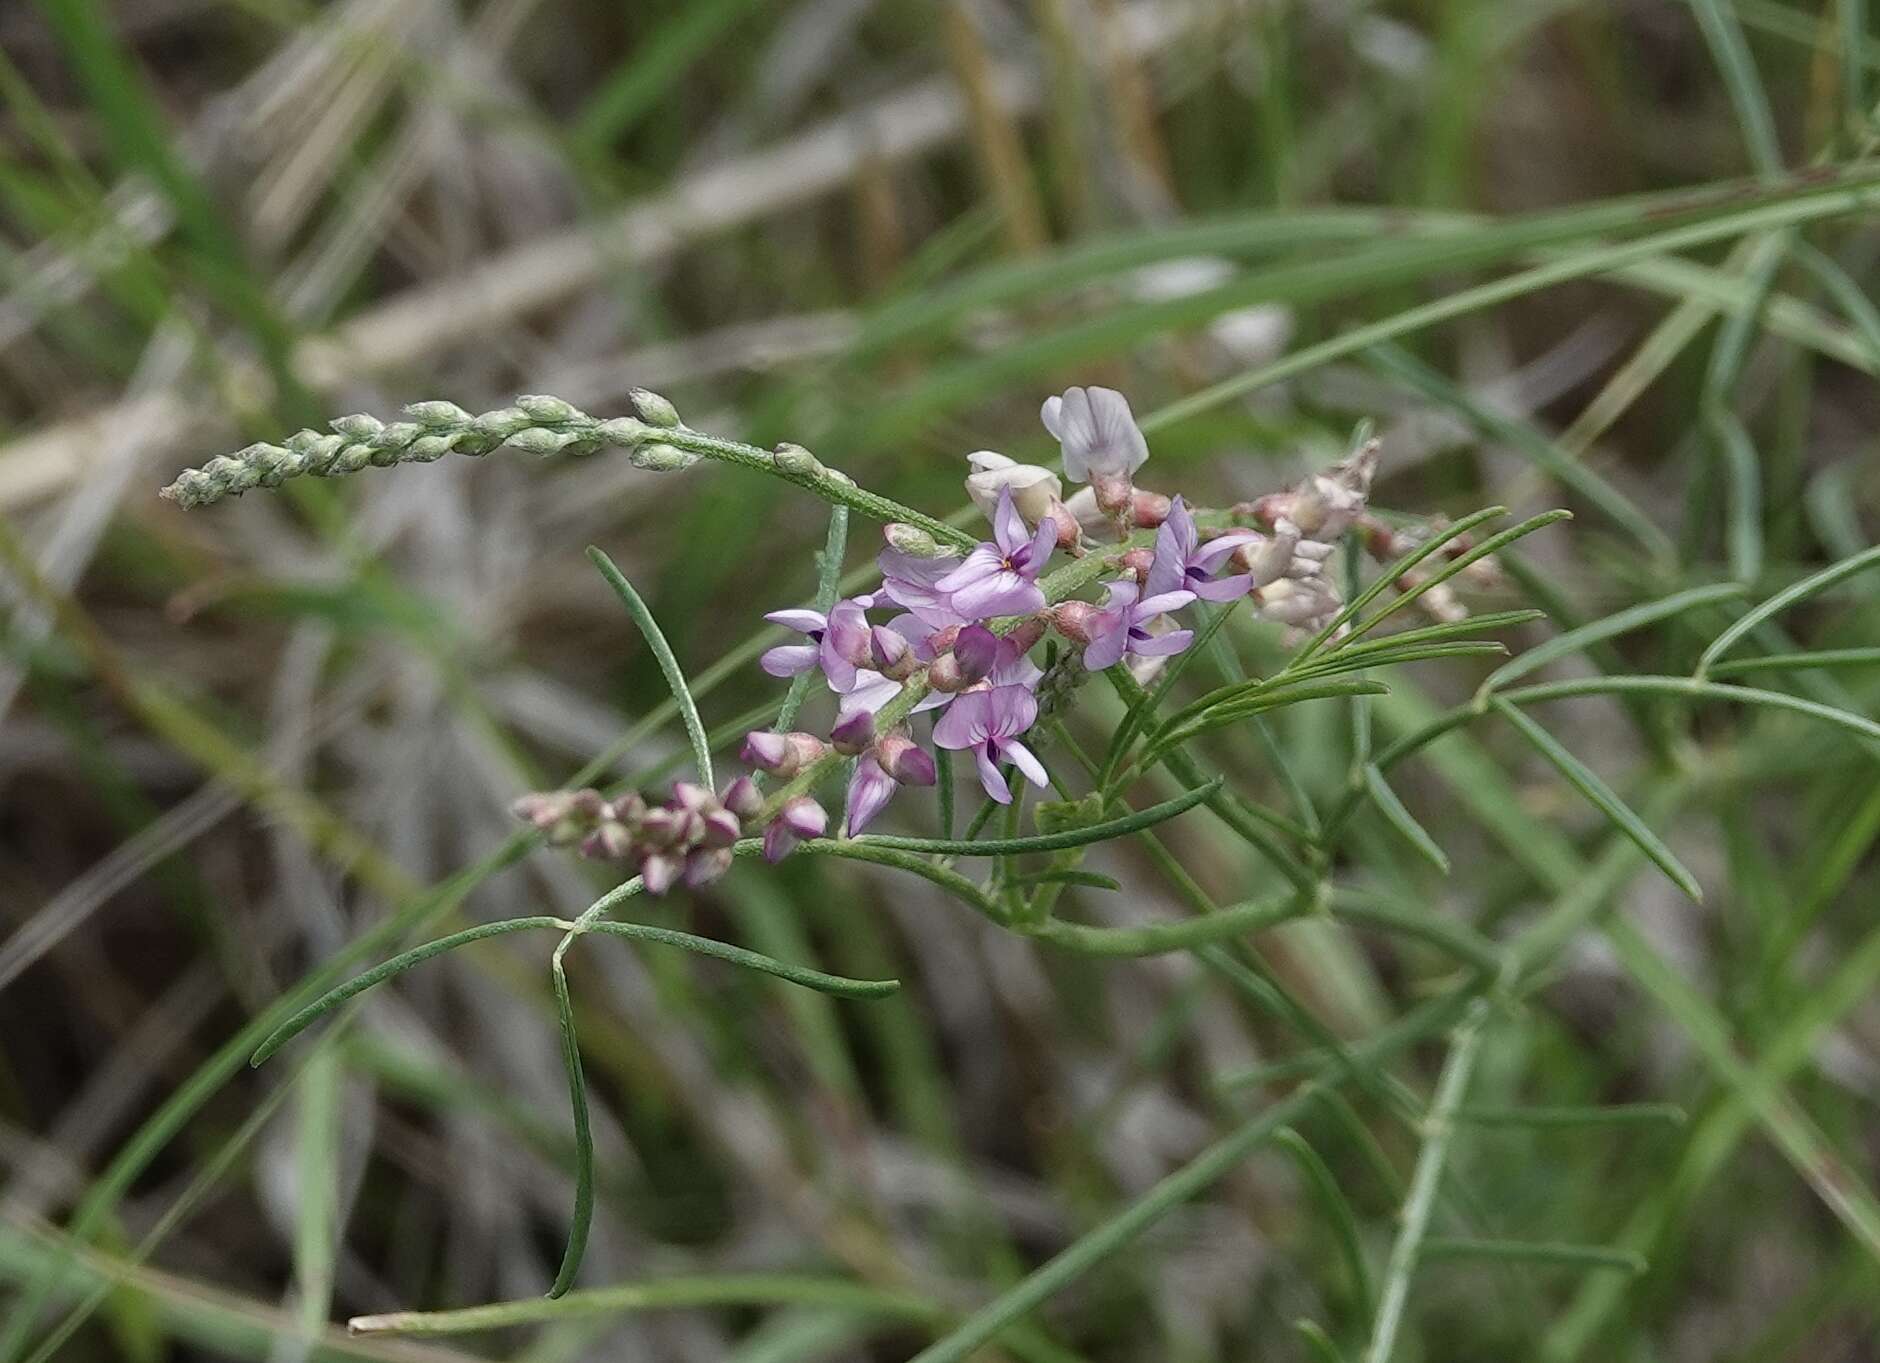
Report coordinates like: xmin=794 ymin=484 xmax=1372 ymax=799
xmin=1288 ymin=439 xmax=1380 ymax=540
xmin=1040 ymin=386 xmax=1150 ymax=484
xmin=964 ymin=450 xmax=1062 ymax=527
xmin=1254 ymin=575 xmax=1343 ymax=631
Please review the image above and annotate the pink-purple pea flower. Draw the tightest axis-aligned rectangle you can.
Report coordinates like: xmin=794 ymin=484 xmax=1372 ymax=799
xmin=933 ymin=685 xmax=1047 ymax=805
xmin=934 ymin=487 xmax=1055 ymax=619
xmin=760 ymin=598 xmax=872 ymax=689
xmin=1160 ymin=495 xmax=1259 ymax=602
xmin=845 ymin=736 xmax=937 ymax=835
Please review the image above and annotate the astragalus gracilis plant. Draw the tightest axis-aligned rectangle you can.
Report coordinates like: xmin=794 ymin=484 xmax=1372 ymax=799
xmin=157 ymin=379 xmax=1880 ymax=1360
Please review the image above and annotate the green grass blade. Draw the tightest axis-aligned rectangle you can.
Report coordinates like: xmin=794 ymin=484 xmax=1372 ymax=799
xmin=842 ymin=779 xmax=1223 ymax=856
xmin=1491 ymin=698 xmax=1702 ymax=902
xmin=349 ymin=1274 xmax=942 ymax=1336
xmin=1481 ymin=584 xmax=1747 ymax=692
xmin=1705 ymin=407 xmax=1764 ymax=584
xmin=1361 ymin=766 xmax=1450 ymax=874
xmin=1455 ymin=1104 xmax=1686 ymax=1129
xmin=1419 ymin=1239 xmax=1645 ymax=1274
xmin=1340 ymin=512 xmax=1573 ymax=649
xmin=1707 ymin=647 xmax=1880 ymax=677
xmin=579 ymin=919 xmax=900 ymax=998
xmin=587 ymin=546 xmax=714 ymax=788
xmin=547 ymin=946 xmax=593 ymax=1299
xmin=251 ymin=918 xmax=566 ymax=1066
xmin=1295 ymin=507 xmax=1508 ymax=660
xmin=1026 ymin=891 xmax=1308 ymax=957
xmin=1275 ymin=1127 xmax=1375 ymax=1317
xmin=1695 ymin=544 xmax=1880 ymax=677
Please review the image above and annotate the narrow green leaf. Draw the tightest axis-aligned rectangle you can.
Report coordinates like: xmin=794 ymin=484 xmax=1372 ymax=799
xmin=1455 ymin=1103 xmax=1686 ymax=1129
xmin=1419 ymin=1238 xmax=1646 ymax=1274
xmin=1294 ymin=1318 xmax=1351 ymax=1363
xmin=1025 ymin=892 xmax=1308 ymax=957
xmin=350 ymin=1274 xmax=942 ymax=1336
xmin=1705 ymin=407 xmax=1764 ymax=585
xmin=1341 ymin=511 xmax=1573 ymax=650
xmin=839 ymin=779 xmax=1223 ymax=856
xmin=1295 ymin=506 xmax=1508 ymax=660
xmin=1491 ymin=698 xmax=1702 ymax=902
xmin=1102 ymin=599 xmax=1242 ymax=780
xmin=1329 ymin=890 xmax=1504 ymax=979
xmin=1361 ymin=766 xmax=1450 ymax=874
xmin=1275 ymin=1128 xmax=1375 ymax=1317
xmin=1508 ymin=675 xmax=1880 ymax=745
xmin=587 ymin=547 xmax=714 ymax=788
xmin=251 ymin=918 xmax=567 ymax=1066
xmin=1696 ymin=544 xmax=1880 ymax=677
xmin=547 ymin=948 xmax=593 ymax=1299
xmin=1708 ymin=647 xmax=1880 ymax=678
xmin=1148 ymin=682 xmax=1390 ymax=760
xmin=580 ymin=920 xmax=901 ymax=998
xmin=1481 ymin=583 xmax=1747 ymax=692
xmin=1009 ymin=869 xmax=1123 ymax=892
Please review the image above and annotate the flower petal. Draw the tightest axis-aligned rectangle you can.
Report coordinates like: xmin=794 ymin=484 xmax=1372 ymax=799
xmin=765 ymin=609 xmax=827 ymax=635
xmin=1191 ymin=572 xmax=1254 ymax=602
xmin=951 ymin=573 xmax=1045 ymax=619
xmin=991 ymin=486 xmax=1028 ymax=556
xmin=845 ymin=756 xmax=897 ymax=836
xmin=760 ymin=643 xmax=820 ymax=677
xmin=985 ymin=683 xmax=1039 ymax=738
xmin=1002 ymin=738 xmax=1048 ymax=790
xmin=1132 ymin=628 xmax=1194 ymax=657
xmin=975 ymin=745 xmax=1013 ymax=804
xmin=1135 ymin=589 xmax=1197 ymax=618
xmin=932 ymin=690 xmax=991 ymax=749
xmin=1082 ymin=617 xmax=1130 ymax=672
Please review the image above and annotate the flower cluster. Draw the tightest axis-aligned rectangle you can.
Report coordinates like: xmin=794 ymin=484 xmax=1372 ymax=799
xmin=512 ymin=779 xmax=760 ymax=893
xmin=509 ymin=386 xmax=1428 ymax=893
xmin=722 ymin=386 xmax=1382 ymax=860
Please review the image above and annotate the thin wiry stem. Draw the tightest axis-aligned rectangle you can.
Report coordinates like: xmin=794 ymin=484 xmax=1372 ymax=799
xmin=1363 ymin=998 xmax=1492 ymax=1363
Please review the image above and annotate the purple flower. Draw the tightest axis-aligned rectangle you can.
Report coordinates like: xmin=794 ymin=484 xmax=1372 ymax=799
xmin=1160 ymin=496 xmax=1258 ymax=602
xmin=843 ymin=736 xmax=938 ymax=836
xmin=764 ymin=796 xmax=828 ymax=862
xmin=1040 ymin=386 xmax=1150 ymax=484
xmin=933 ymin=685 xmax=1047 ymax=805
xmin=760 ymin=599 xmax=872 ymax=689
xmin=935 ymin=487 xmax=1055 ymax=619
xmin=878 ymin=548 xmax=968 ymax=631
xmin=1082 ymin=580 xmax=1196 ymax=671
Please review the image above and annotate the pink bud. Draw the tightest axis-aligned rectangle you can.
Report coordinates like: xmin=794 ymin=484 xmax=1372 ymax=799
xmin=1052 ymin=600 xmax=1101 ymax=643
xmin=639 ymin=807 xmax=684 ymax=846
xmin=719 ymin=775 xmax=762 ymax=819
xmin=511 ymin=792 xmax=572 ymax=829
xmin=876 ymin=735 xmax=937 ymax=787
xmin=684 ymin=847 xmax=734 ymax=888
xmin=1131 ymin=490 xmax=1172 ymax=528
xmin=1093 ymin=472 xmax=1133 ymax=516
xmin=1048 ymin=502 xmax=1084 ymax=550
xmin=641 ymin=852 xmax=681 ymax=895
xmin=869 ymin=626 xmax=916 ymax=679
xmin=671 ymin=782 xmax=714 ymax=812
xmin=928 ymin=653 xmax=966 ymax=693
xmin=741 ymin=730 xmax=791 ymax=773
xmin=701 ymin=808 xmax=743 ymax=847
xmin=1120 ymin=547 xmax=1155 ymax=583
xmin=831 ymin=709 xmax=876 ymax=755
xmin=1007 ymin=620 xmax=1052 ymax=658
xmin=581 ymin=822 xmax=633 ymax=861
xmin=780 ymin=796 xmax=827 ymax=839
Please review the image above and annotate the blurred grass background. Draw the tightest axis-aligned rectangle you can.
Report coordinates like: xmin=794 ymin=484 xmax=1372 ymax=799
xmin=2 ymin=0 xmax=1880 ymax=1359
